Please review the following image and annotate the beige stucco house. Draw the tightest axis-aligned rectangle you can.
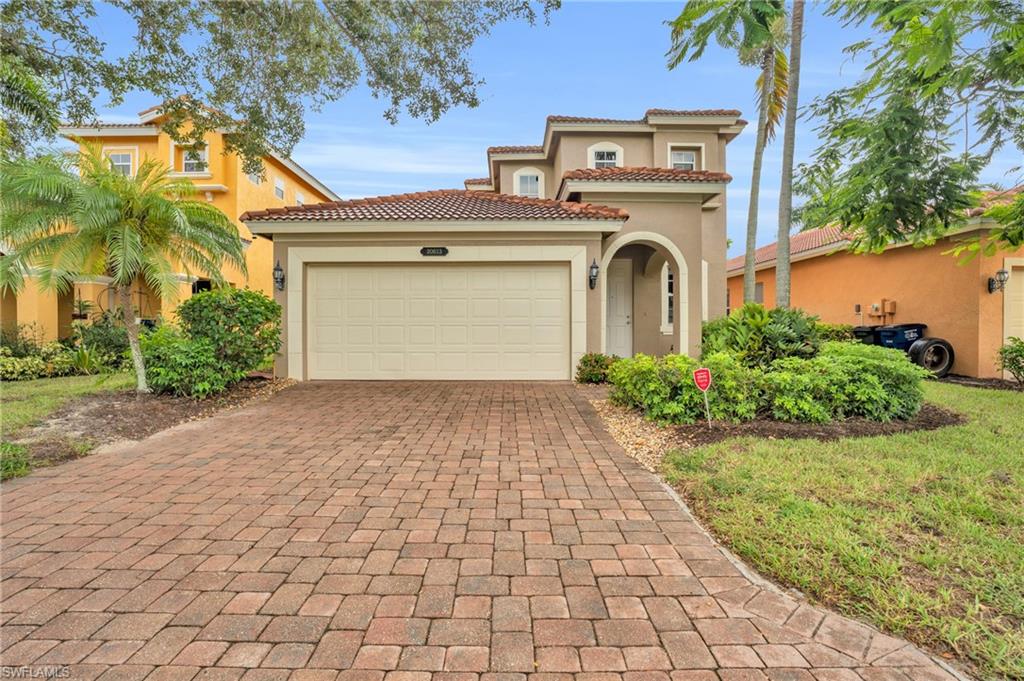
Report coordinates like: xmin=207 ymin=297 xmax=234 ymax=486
xmin=242 ymin=109 xmax=745 ymax=380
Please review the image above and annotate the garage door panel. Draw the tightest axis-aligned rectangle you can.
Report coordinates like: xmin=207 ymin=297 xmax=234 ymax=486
xmin=307 ymin=263 xmax=570 ymax=380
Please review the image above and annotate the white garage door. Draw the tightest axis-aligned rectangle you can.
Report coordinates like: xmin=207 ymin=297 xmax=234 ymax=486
xmin=307 ymin=263 xmax=570 ymax=380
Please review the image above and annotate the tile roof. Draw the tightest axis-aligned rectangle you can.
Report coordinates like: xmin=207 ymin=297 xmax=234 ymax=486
xmin=67 ymin=122 xmax=157 ymax=128
xmin=562 ymin=167 xmax=732 ymax=183
xmin=546 ymin=115 xmax=641 ymax=124
xmin=726 ymin=226 xmax=847 ymax=272
xmin=644 ymin=108 xmax=743 ymax=118
xmin=463 ymin=177 xmax=493 ymax=186
xmin=487 ymin=145 xmax=544 ymax=154
xmin=726 ymin=187 xmax=1024 ymax=272
xmin=240 ymin=189 xmax=628 ymax=223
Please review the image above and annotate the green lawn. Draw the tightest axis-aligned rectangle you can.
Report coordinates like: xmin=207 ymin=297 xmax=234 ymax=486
xmin=664 ymin=382 xmax=1023 ymax=680
xmin=1 ymin=373 xmax=134 ymax=438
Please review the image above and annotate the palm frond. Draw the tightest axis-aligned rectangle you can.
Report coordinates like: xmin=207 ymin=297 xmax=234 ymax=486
xmin=756 ymin=46 xmax=789 ymax=141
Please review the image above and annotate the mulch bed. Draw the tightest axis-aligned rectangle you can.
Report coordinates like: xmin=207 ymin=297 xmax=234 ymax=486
xmin=941 ymin=374 xmax=1021 ymax=392
xmin=581 ymin=383 xmax=966 ymax=472
xmin=13 ymin=376 xmax=293 ymax=468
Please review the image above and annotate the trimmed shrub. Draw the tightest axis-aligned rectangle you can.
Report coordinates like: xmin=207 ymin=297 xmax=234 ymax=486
xmin=140 ymin=326 xmax=235 ymax=399
xmin=0 ymin=342 xmax=77 ymax=381
xmin=997 ymin=337 xmax=1024 ymax=388
xmin=608 ymin=352 xmax=762 ymax=424
xmin=702 ymin=303 xmax=821 ymax=368
xmin=816 ymin=322 xmax=855 ymax=342
xmin=73 ymin=312 xmax=129 ymax=367
xmin=764 ymin=342 xmax=929 ymax=422
xmin=177 ymin=288 xmax=281 ymax=377
xmin=576 ymin=352 xmax=619 ymax=383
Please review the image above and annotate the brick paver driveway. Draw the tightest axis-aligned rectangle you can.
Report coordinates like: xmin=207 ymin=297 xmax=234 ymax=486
xmin=2 ymin=382 xmax=960 ymax=681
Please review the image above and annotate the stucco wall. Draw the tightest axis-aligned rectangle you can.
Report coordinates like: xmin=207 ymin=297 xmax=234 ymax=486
xmin=725 ymin=233 xmax=1024 ymax=378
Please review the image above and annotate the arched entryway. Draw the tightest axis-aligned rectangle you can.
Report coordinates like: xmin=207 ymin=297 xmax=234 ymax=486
xmin=600 ymin=231 xmax=689 ymax=357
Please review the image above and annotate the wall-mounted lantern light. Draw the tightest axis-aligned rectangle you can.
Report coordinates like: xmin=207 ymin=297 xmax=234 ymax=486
xmin=988 ymin=268 xmax=1009 ymax=294
xmin=588 ymin=259 xmax=600 ymax=290
xmin=273 ymin=260 xmax=285 ymax=291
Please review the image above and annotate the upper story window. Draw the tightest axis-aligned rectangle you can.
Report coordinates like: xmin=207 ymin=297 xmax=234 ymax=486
xmin=670 ymin=148 xmax=697 ymax=171
xmin=247 ymin=172 xmax=262 ymax=185
xmin=512 ymin=166 xmax=545 ymax=199
xmin=587 ymin=142 xmax=624 ymax=169
xmin=107 ymin=152 xmax=132 ymax=176
xmin=295 ymin=192 xmax=305 ymax=206
xmin=183 ymin=145 xmax=208 ymax=173
xmin=274 ymin=178 xmax=285 ymax=200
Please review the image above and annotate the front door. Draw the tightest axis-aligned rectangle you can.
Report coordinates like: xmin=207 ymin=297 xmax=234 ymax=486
xmin=606 ymin=259 xmax=633 ymax=357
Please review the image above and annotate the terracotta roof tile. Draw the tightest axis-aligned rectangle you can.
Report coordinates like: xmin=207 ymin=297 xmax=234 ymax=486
xmin=240 ymin=189 xmax=628 ymax=223
xmin=726 ymin=226 xmax=846 ymax=272
xmin=644 ymin=108 xmax=743 ymax=118
xmin=726 ymin=187 xmax=1024 ymax=272
xmin=547 ymin=115 xmax=641 ymax=124
xmin=487 ymin=145 xmax=544 ymax=154
xmin=463 ymin=177 xmax=493 ymax=186
xmin=67 ymin=122 xmax=157 ymax=128
xmin=562 ymin=167 xmax=732 ymax=183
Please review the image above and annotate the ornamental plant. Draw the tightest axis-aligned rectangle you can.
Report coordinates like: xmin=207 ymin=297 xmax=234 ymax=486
xmin=702 ymin=303 xmax=821 ymax=368
xmin=575 ymin=352 xmax=619 ymax=383
xmin=177 ymin=288 xmax=281 ymax=378
xmin=997 ymin=337 xmax=1024 ymax=388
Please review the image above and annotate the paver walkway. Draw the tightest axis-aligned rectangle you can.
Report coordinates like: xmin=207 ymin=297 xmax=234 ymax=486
xmin=1 ymin=382 xmax=961 ymax=681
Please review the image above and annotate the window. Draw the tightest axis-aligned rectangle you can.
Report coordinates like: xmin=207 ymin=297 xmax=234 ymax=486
xmin=661 ymin=263 xmax=675 ymax=335
xmin=518 ymin=174 xmax=540 ymax=198
xmin=247 ymin=172 xmax=262 ymax=185
xmin=183 ymin=146 xmax=208 ymax=173
xmin=594 ymin=150 xmax=617 ymax=169
xmin=295 ymin=192 xmax=305 ymax=206
xmin=274 ymin=178 xmax=285 ymax=200
xmin=670 ymin=149 xmax=697 ymax=171
xmin=667 ymin=271 xmax=675 ymax=323
xmin=755 ymin=282 xmax=764 ymax=303
xmin=107 ymin=152 xmax=132 ymax=176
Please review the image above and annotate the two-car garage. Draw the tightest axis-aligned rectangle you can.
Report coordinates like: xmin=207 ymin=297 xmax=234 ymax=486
xmin=306 ymin=263 xmax=571 ymax=380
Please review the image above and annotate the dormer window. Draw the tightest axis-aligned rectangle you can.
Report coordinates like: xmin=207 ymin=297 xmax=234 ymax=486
xmin=518 ymin=174 xmax=539 ymax=198
xmin=183 ymin=145 xmax=208 ymax=173
xmin=670 ymin=149 xmax=697 ymax=171
xmin=587 ymin=142 xmax=624 ymax=169
xmin=594 ymin=150 xmax=617 ymax=168
xmin=512 ymin=167 xmax=545 ymax=199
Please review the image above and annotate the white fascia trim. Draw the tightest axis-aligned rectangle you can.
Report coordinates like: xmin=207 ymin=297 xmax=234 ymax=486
xmin=168 ymin=171 xmax=213 ymax=179
xmin=247 ymin=219 xmax=625 ymax=235
xmin=60 ymin=126 xmax=159 ymax=137
xmin=268 ymin=151 xmax=341 ymax=201
xmin=558 ymin=180 xmax=726 ymax=200
xmin=193 ymin=184 xmax=229 ymax=193
xmin=486 ymin=152 xmax=546 ymax=161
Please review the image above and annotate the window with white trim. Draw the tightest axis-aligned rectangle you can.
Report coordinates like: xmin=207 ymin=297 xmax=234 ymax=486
xmin=295 ymin=192 xmax=305 ymax=206
xmin=183 ymin=146 xmax=208 ymax=173
xmin=107 ymin=152 xmax=132 ymax=176
xmin=661 ymin=263 xmax=675 ymax=335
xmin=594 ymin=150 xmax=617 ymax=168
xmin=274 ymin=178 xmax=285 ymax=200
xmin=518 ymin=174 xmax=539 ymax=198
xmin=247 ymin=172 xmax=262 ymax=185
xmin=670 ymin=148 xmax=697 ymax=171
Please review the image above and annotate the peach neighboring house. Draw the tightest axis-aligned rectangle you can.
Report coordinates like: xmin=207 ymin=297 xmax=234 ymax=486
xmin=0 ymin=105 xmax=339 ymax=342
xmin=725 ymin=190 xmax=1024 ymax=379
xmin=241 ymin=108 xmax=746 ymax=381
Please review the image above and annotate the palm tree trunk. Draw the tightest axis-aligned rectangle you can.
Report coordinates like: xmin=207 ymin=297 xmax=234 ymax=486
xmin=775 ymin=0 xmax=804 ymax=310
xmin=744 ymin=50 xmax=773 ymax=303
xmin=118 ymin=285 xmax=150 ymax=393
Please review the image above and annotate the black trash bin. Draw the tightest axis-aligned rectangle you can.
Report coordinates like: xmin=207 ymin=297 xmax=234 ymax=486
xmin=853 ymin=325 xmax=882 ymax=345
xmin=878 ymin=323 xmax=928 ymax=351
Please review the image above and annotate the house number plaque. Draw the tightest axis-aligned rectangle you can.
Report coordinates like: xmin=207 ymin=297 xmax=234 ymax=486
xmin=420 ymin=247 xmax=449 ymax=256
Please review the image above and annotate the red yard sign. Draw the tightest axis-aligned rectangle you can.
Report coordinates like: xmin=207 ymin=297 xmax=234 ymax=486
xmin=693 ymin=368 xmax=712 ymax=392
xmin=693 ymin=368 xmax=712 ymax=427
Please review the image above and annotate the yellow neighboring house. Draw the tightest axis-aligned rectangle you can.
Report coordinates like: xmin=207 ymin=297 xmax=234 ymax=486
xmin=0 ymin=105 xmax=339 ymax=341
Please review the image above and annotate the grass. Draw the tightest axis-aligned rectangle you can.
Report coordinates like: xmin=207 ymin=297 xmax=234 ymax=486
xmin=0 ymin=442 xmax=31 ymax=480
xmin=663 ymin=381 xmax=1023 ymax=680
xmin=1 ymin=372 xmax=134 ymax=439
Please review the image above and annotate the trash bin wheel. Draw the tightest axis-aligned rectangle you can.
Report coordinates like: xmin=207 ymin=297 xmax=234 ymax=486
xmin=909 ymin=338 xmax=955 ymax=378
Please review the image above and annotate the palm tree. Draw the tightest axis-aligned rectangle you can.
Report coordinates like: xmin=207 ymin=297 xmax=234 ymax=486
xmin=0 ymin=55 xmax=59 ymax=155
xmin=0 ymin=146 xmax=247 ymax=392
xmin=774 ymin=0 xmax=804 ymax=309
xmin=668 ymin=0 xmax=789 ymax=303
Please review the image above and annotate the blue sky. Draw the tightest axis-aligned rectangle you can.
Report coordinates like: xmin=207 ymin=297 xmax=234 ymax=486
xmin=87 ymin=1 xmax=1021 ymax=258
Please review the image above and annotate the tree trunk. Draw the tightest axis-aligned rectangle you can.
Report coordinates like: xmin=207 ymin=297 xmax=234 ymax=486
xmin=744 ymin=50 xmax=773 ymax=303
xmin=775 ymin=0 xmax=804 ymax=309
xmin=118 ymin=285 xmax=150 ymax=393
